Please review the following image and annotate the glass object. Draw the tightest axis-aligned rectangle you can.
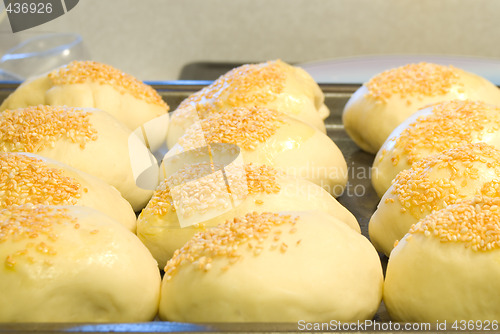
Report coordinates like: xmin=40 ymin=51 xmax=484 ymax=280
xmin=0 ymin=32 xmax=90 ymax=81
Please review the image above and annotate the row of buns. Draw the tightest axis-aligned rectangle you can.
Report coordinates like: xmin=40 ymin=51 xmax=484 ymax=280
xmin=342 ymin=62 xmax=500 ymax=322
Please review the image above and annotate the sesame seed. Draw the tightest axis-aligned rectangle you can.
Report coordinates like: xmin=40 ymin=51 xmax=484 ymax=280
xmin=0 ymin=153 xmax=81 ymax=207
xmin=178 ymin=106 xmax=285 ymax=151
xmin=163 ymin=212 xmax=299 ymax=280
xmin=0 ymin=105 xmax=98 ymax=153
xmin=174 ymin=60 xmax=286 ymax=122
xmin=391 ymin=143 xmax=500 ymax=218
xmin=143 ymin=163 xmax=281 ymax=217
xmin=410 ymin=196 xmax=500 ymax=251
xmin=391 ymin=100 xmax=500 ymax=166
xmin=0 ymin=206 xmax=77 ymax=268
xmin=366 ymin=62 xmax=460 ymax=103
xmin=48 ymin=61 xmax=168 ymax=108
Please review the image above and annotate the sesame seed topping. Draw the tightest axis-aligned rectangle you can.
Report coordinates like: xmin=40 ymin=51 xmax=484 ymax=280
xmin=391 ymin=143 xmax=500 ymax=218
xmin=391 ymin=100 xmax=500 ymax=166
xmin=0 ymin=153 xmax=81 ymax=207
xmin=0 ymin=206 xmax=78 ymax=269
xmin=164 ymin=212 xmax=299 ymax=280
xmin=366 ymin=62 xmax=461 ymax=103
xmin=48 ymin=61 xmax=168 ymax=108
xmin=143 ymin=163 xmax=281 ymax=217
xmin=178 ymin=106 xmax=285 ymax=151
xmin=410 ymin=196 xmax=500 ymax=251
xmin=0 ymin=105 xmax=98 ymax=153
xmin=176 ymin=60 xmax=286 ymax=120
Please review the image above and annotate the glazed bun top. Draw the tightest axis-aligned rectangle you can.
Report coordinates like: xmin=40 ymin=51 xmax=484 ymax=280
xmin=373 ymin=100 xmax=500 ymax=197
xmin=0 ymin=61 xmax=169 ymax=149
xmin=0 ymin=105 xmax=98 ymax=153
xmin=174 ymin=106 xmax=286 ymax=153
xmin=47 ymin=61 xmax=167 ymax=110
xmin=364 ymin=62 xmax=462 ymax=103
xmin=167 ymin=60 xmax=328 ymax=147
xmin=343 ymin=62 xmax=500 ymax=154
xmin=407 ymin=196 xmax=500 ymax=252
xmin=0 ymin=152 xmax=82 ymax=207
xmin=0 ymin=104 xmax=156 ymax=211
xmin=164 ymin=105 xmax=347 ymax=194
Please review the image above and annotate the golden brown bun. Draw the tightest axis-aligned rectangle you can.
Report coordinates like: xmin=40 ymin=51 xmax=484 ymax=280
xmin=0 ymin=152 xmax=136 ymax=231
xmin=159 ymin=211 xmax=382 ymax=322
xmin=0 ymin=205 xmax=160 ymax=322
xmin=372 ymin=100 xmax=500 ymax=197
xmin=369 ymin=143 xmax=500 ymax=256
xmin=138 ymin=162 xmax=359 ymax=268
xmin=343 ymin=63 xmax=500 ymax=154
xmin=384 ymin=196 xmax=500 ymax=322
xmin=167 ymin=60 xmax=328 ymax=148
xmin=163 ymin=106 xmax=347 ymax=195
xmin=0 ymin=105 xmax=156 ymax=211
xmin=0 ymin=61 xmax=169 ymax=151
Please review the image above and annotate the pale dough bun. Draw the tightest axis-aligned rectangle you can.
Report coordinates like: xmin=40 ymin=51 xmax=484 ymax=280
xmin=0 ymin=205 xmax=160 ymax=322
xmin=138 ymin=162 xmax=359 ymax=268
xmin=0 ymin=152 xmax=136 ymax=231
xmin=167 ymin=60 xmax=329 ymax=148
xmin=159 ymin=211 xmax=383 ymax=322
xmin=372 ymin=100 xmax=500 ymax=197
xmin=163 ymin=106 xmax=347 ymax=196
xmin=343 ymin=62 xmax=500 ymax=154
xmin=369 ymin=142 xmax=500 ymax=256
xmin=0 ymin=61 xmax=170 ymax=151
xmin=0 ymin=105 xmax=156 ymax=211
xmin=384 ymin=196 xmax=500 ymax=322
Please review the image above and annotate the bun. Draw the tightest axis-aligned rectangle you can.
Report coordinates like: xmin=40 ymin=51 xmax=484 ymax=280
xmin=138 ymin=162 xmax=359 ymax=267
xmin=384 ymin=196 xmax=500 ymax=321
xmin=369 ymin=143 xmax=500 ymax=256
xmin=372 ymin=100 xmax=500 ymax=197
xmin=0 ymin=152 xmax=136 ymax=231
xmin=0 ymin=205 xmax=160 ymax=322
xmin=0 ymin=61 xmax=169 ymax=150
xmin=159 ymin=211 xmax=382 ymax=322
xmin=343 ymin=63 xmax=500 ymax=154
xmin=0 ymin=105 xmax=156 ymax=211
xmin=164 ymin=106 xmax=347 ymax=195
xmin=167 ymin=60 xmax=329 ymax=148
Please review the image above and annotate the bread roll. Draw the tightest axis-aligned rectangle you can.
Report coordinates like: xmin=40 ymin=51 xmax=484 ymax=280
xmin=0 ymin=152 xmax=136 ymax=231
xmin=159 ymin=211 xmax=382 ymax=322
xmin=373 ymin=100 xmax=500 ymax=197
xmin=369 ymin=143 xmax=500 ymax=256
xmin=0 ymin=61 xmax=169 ymax=151
xmin=0 ymin=105 xmax=156 ymax=211
xmin=343 ymin=62 xmax=500 ymax=154
xmin=167 ymin=60 xmax=328 ymax=148
xmin=138 ymin=162 xmax=359 ymax=267
xmin=164 ymin=106 xmax=347 ymax=195
xmin=0 ymin=205 xmax=160 ymax=322
xmin=384 ymin=196 xmax=500 ymax=322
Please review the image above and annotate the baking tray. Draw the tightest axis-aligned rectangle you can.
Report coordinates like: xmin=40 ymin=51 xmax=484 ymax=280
xmin=0 ymin=82 xmax=392 ymax=333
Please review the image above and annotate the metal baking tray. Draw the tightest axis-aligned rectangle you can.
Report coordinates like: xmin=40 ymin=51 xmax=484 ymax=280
xmin=0 ymin=82 xmax=390 ymax=333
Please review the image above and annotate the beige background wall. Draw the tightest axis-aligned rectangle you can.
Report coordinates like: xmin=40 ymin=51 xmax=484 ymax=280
xmin=1 ymin=0 xmax=499 ymax=80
